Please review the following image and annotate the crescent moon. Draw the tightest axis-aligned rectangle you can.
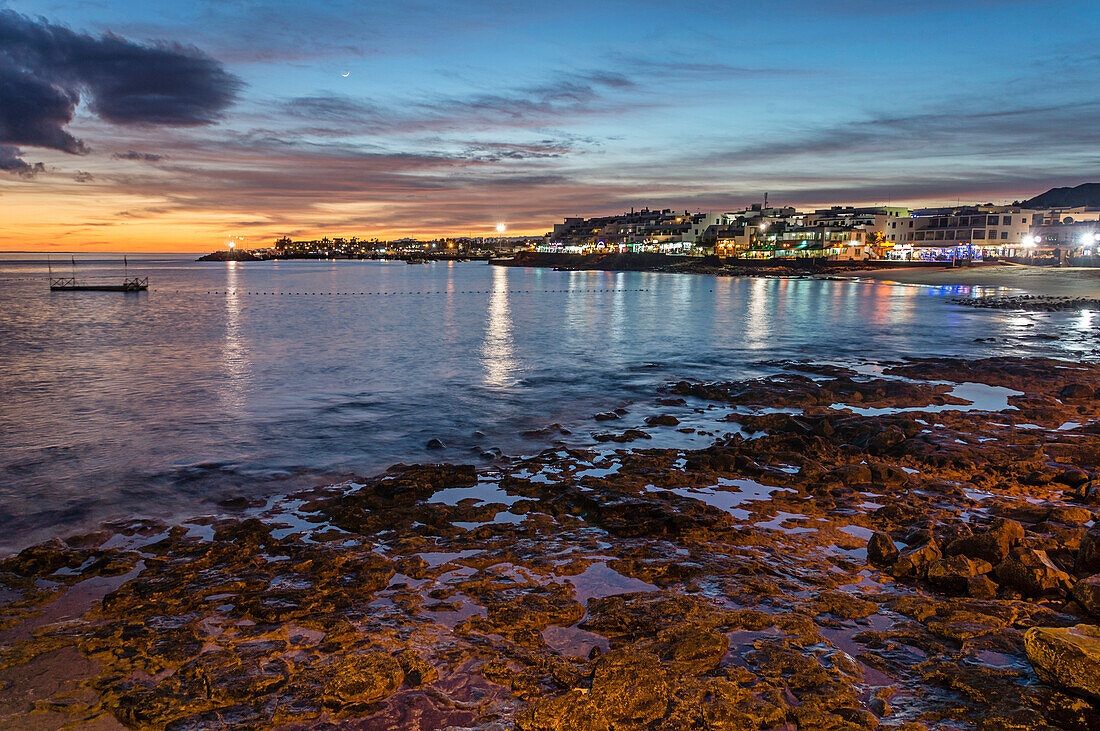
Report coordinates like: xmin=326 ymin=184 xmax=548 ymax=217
xmin=341 ymin=71 xmax=350 ymax=77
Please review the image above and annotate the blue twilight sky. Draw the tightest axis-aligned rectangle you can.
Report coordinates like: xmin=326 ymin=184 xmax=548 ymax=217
xmin=1 ymin=0 xmax=1099 ymax=247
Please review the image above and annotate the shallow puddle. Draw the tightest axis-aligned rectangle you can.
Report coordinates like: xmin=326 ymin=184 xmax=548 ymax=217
xmin=541 ymin=624 xmax=610 ymax=658
xmin=428 ymin=480 xmax=524 ymax=507
xmin=563 ymin=562 xmax=657 ymax=604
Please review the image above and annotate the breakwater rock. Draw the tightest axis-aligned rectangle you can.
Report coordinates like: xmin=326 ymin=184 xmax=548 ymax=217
xmin=954 ymin=295 xmax=1100 ymax=312
xmin=197 ymin=250 xmax=261 ymax=262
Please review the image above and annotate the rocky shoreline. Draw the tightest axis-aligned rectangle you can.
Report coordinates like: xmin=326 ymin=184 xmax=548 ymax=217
xmin=953 ymin=295 xmax=1100 ymax=312
xmin=501 ymin=251 xmax=929 ymax=278
xmin=2 ymin=357 xmax=1100 ymax=729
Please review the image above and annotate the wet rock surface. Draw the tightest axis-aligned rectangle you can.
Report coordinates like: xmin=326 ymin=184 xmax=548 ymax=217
xmin=2 ymin=356 xmax=1100 ymax=729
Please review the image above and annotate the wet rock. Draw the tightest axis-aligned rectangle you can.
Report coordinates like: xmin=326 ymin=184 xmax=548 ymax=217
xmin=1077 ymin=527 xmax=1100 ymax=576
xmin=645 ymin=414 xmax=680 ymax=427
xmin=515 ymin=689 xmax=609 ymax=731
xmin=1048 ymin=504 xmax=1094 ymax=525
xmin=928 ymin=609 xmax=1004 ymax=642
xmin=867 ymin=532 xmax=899 ymax=567
xmin=890 ymin=538 xmax=942 ymax=579
xmin=395 ymin=650 xmax=438 ymax=687
xmin=593 ymin=429 xmax=651 ymax=443
xmin=946 ymin=518 xmax=1024 ymax=564
xmin=426 ymin=438 xmax=446 ymax=450
xmin=582 ymin=594 xmax=712 ymax=641
xmin=594 ymin=411 xmax=620 ymax=421
xmin=926 ymin=555 xmax=993 ymax=594
xmin=994 ymin=549 xmax=1074 ymax=597
xmin=647 ymin=623 xmax=729 ymax=675
xmin=1071 ymin=575 xmax=1100 ymax=617
xmin=212 ymin=517 xmax=274 ymax=547
xmin=867 ymin=461 xmax=911 ymax=486
xmin=868 ymin=424 xmax=907 ymax=453
xmin=1054 ymin=468 xmax=1091 ymax=489
xmin=1059 ymin=383 xmax=1096 ymax=400
xmin=829 ymin=464 xmax=872 ymax=485
xmin=589 ymin=648 xmax=670 ymax=727
xmin=1025 ymin=624 xmax=1100 ymax=700
xmin=485 ymin=582 xmax=585 ymax=639
xmin=0 ymin=538 xmax=84 ymax=577
xmin=968 ymin=574 xmax=999 ymax=600
xmin=322 ymin=652 xmax=404 ymax=708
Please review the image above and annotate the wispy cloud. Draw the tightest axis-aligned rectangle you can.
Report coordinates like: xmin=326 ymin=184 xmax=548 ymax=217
xmin=280 ymin=70 xmax=642 ymax=136
xmin=710 ymin=100 xmax=1100 ymax=163
xmin=112 ymin=150 xmax=165 ymax=162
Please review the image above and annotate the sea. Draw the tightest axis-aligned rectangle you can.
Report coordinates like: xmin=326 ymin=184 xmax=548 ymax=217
xmin=0 ymin=253 xmax=1094 ymax=554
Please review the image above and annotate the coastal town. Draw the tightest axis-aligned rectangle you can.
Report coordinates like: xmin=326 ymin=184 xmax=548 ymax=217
xmin=539 ymin=201 xmax=1099 ymax=265
xmin=248 ymin=185 xmax=1100 ymax=267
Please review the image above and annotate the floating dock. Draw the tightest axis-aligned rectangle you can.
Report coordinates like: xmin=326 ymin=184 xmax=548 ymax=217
xmin=50 ymin=276 xmax=148 ymax=292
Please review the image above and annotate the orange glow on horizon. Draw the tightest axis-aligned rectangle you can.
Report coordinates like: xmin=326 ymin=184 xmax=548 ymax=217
xmin=0 ymin=177 xmax=1040 ymax=253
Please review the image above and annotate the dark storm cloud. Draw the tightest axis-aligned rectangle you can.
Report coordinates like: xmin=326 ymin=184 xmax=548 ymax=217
xmin=0 ymin=10 xmax=240 ymax=172
xmin=0 ymin=59 xmax=86 ymax=153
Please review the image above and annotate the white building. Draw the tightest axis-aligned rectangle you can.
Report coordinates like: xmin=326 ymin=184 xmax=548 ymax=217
xmin=885 ymin=206 xmax=1040 ymax=260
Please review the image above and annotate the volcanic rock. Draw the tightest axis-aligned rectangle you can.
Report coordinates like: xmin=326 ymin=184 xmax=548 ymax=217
xmin=927 ymin=555 xmax=994 ymax=594
xmin=1077 ymin=527 xmax=1100 ymax=576
xmin=994 ymin=549 xmax=1074 ymax=597
xmin=322 ymin=652 xmax=404 ymax=708
xmin=890 ymin=538 xmax=942 ymax=579
xmin=1071 ymin=575 xmax=1100 ymax=617
xmin=867 ymin=532 xmax=899 ymax=567
xmin=646 ymin=623 xmax=730 ymax=675
xmin=1054 ymin=468 xmax=1091 ymax=489
xmin=1059 ymin=383 xmax=1095 ymax=400
xmin=589 ymin=648 xmax=671 ymax=726
xmin=1025 ymin=624 xmax=1100 ymax=700
xmin=967 ymin=575 xmax=999 ymax=599
xmin=946 ymin=518 xmax=1024 ymax=564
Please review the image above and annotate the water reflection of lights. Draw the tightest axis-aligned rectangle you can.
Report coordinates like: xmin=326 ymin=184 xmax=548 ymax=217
xmin=481 ymin=266 xmax=518 ymax=388
xmin=220 ymin=261 xmax=249 ymax=409
xmin=609 ymin=271 xmax=626 ymax=347
xmin=744 ymin=277 xmax=769 ymax=350
xmin=1077 ymin=309 xmax=1094 ymax=331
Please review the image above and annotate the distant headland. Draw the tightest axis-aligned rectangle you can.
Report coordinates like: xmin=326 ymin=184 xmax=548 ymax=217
xmin=197 ymin=249 xmax=261 ymax=262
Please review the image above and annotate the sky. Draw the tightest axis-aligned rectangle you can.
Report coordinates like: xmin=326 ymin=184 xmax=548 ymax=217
xmin=1 ymin=0 xmax=1099 ymax=251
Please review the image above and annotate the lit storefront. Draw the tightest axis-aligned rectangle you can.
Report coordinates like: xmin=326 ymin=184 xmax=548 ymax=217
xmin=886 ymin=243 xmax=982 ymax=262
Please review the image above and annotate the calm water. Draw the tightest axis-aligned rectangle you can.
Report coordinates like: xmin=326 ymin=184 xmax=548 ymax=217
xmin=0 ymin=255 xmax=1095 ymax=553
